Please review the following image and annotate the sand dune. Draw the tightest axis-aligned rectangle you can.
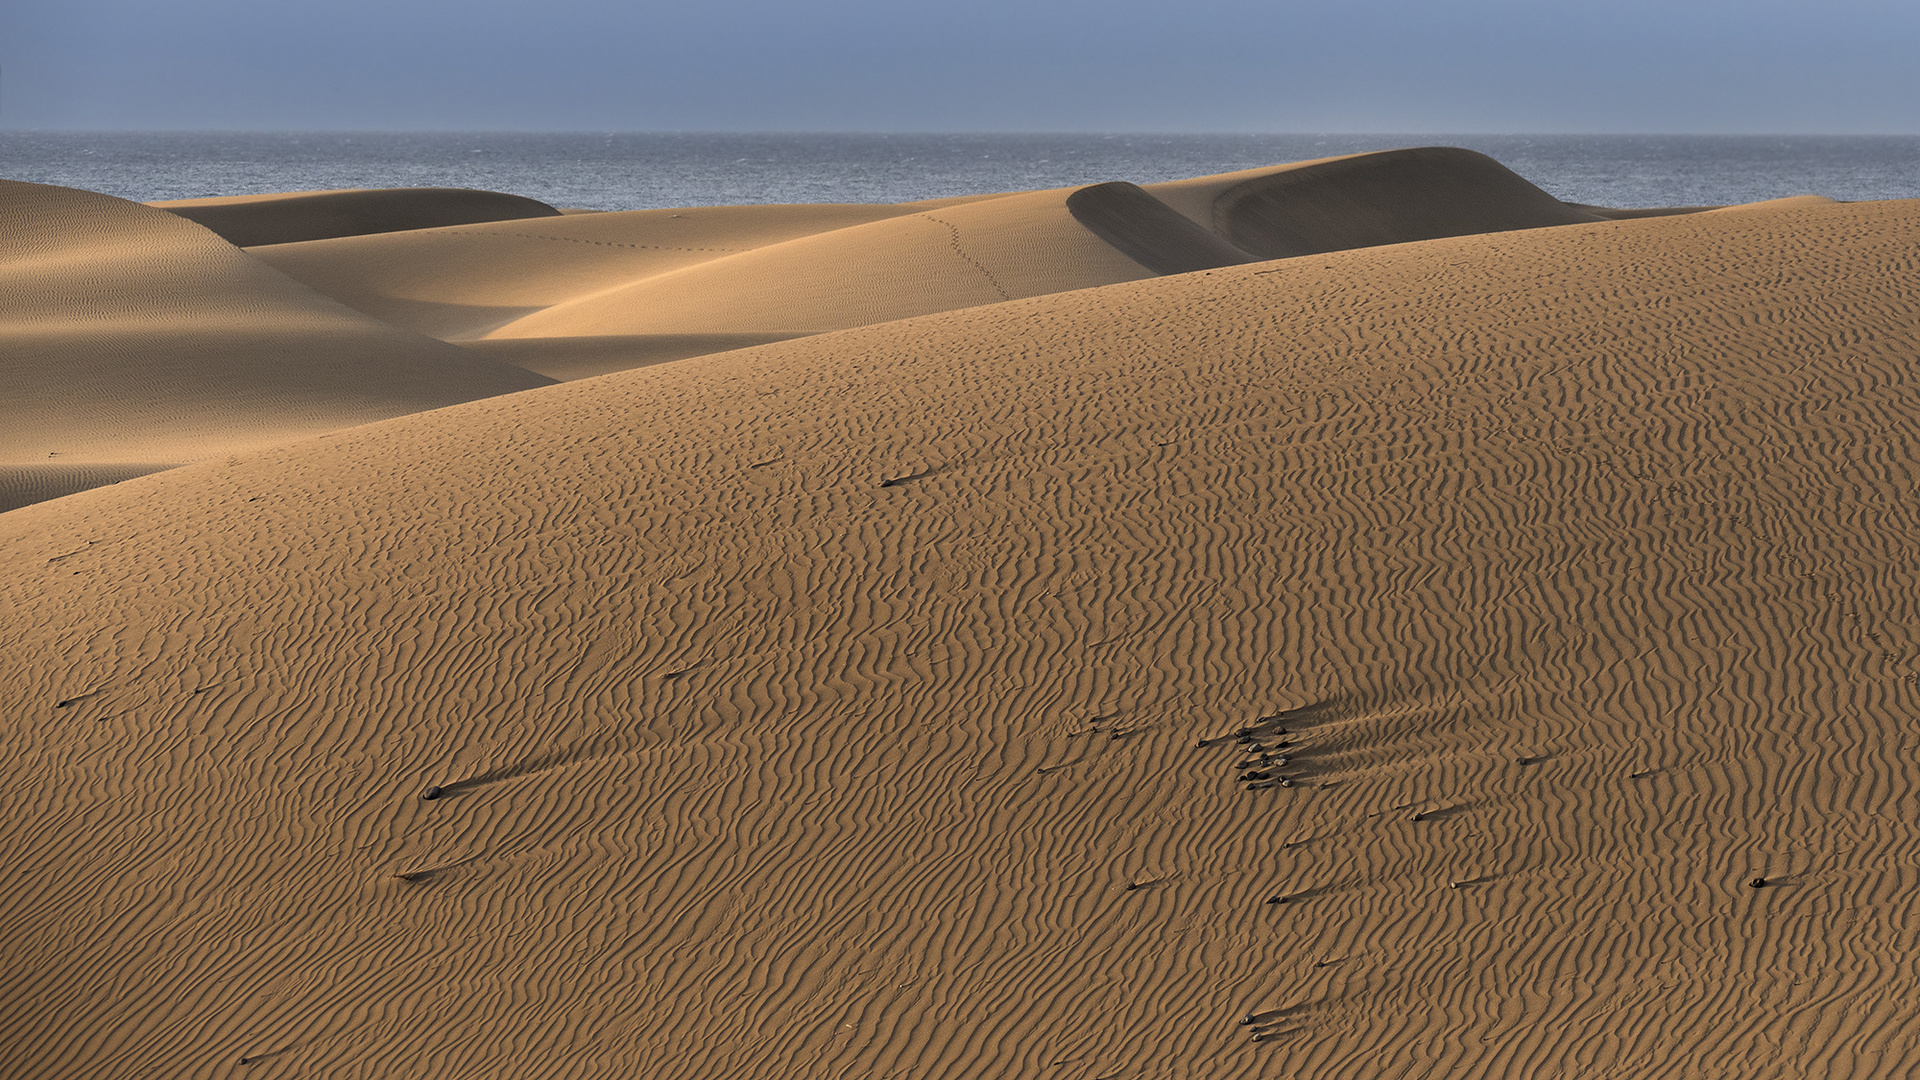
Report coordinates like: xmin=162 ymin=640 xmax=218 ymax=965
xmin=0 ymin=179 xmax=552 ymax=510
xmin=482 ymin=185 xmax=1155 ymax=339
xmin=5 ymin=182 xmax=1919 ymax=1080
xmin=252 ymin=184 xmax=1207 ymax=346
xmin=1064 ymin=181 xmax=1259 ymax=274
xmin=1145 ymin=146 xmax=1606 ymax=256
xmin=239 ymin=150 xmax=1637 ymax=364
xmin=150 ymin=187 xmax=563 ymax=247
xmin=247 ymin=202 xmax=944 ymax=339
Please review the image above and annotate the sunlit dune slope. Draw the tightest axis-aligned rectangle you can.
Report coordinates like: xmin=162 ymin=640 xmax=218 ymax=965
xmin=150 ymin=187 xmax=563 ymax=247
xmin=0 ymin=180 xmax=553 ymax=505
xmin=482 ymin=185 xmax=1155 ymax=339
xmin=247 ymin=202 xmax=940 ymax=340
xmin=1706 ymin=194 xmax=1842 ymax=214
xmin=5 ymin=198 xmax=1920 ymax=1079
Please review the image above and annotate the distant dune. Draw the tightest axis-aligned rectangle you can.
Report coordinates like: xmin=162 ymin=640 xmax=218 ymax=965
xmin=1151 ymin=146 xmax=1606 ymax=258
xmin=150 ymin=186 xmax=564 ymax=246
xmin=478 ymin=185 xmax=1155 ymax=339
xmin=245 ymin=202 xmax=934 ymax=340
xmin=7 ymin=149 xmax=1919 ymax=1080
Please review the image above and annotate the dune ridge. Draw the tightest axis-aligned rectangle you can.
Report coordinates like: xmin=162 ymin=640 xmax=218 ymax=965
xmin=247 ymin=186 xmax=1160 ymax=344
xmin=478 ymin=185 xmax=1155 ymax=339
xmin=4 ymin=191 xmax=1919 ymax=1079
xmin=1142 ymin=146 xmax=1606 ymax=257
xmin=1064 ymin=181 xmax=1259 ymax=274
xmin=150 ymin=187 xmax=564 ymax=247
xmin=244 ymin=149 xmax=1629 ymax=361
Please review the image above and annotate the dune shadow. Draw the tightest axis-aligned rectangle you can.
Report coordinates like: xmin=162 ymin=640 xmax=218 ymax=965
xmin=1411 ymin=801 xmax=1476 ymax=823
xmin=1266 ymin=879 xmax=1341 ymax=906
xmin=1065 ymin=181 xmax=1258 ymax=275
xmin=428 ymin=749 xmax=580 ymax=799
xmin=1211 ymin=147 xmax=1602 ymax=259
xmin=391 ymin=853 xmax=485 ymax=884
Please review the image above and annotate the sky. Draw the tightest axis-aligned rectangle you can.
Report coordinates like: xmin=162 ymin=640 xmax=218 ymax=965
xmin=4 ymin=0 xmax=1917 ymax=132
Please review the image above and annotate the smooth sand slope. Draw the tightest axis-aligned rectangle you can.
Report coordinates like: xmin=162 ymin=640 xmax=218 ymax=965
xmin=245 ymin=202 xmax=945 ymax=341
xmin=238 ymin=185 xmax=1174 ymax=379
xmin=0 ymin=180 xmax=552 ymax=510
xmin=484 ymin=184 xmax=1154 ymax=339
xmin=4 ymin=195 xmax=1919 ymax=1079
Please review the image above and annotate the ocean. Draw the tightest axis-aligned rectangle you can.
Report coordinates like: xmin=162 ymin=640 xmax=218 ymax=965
xmin=2 ymin=132 xmax=1917 ymax=212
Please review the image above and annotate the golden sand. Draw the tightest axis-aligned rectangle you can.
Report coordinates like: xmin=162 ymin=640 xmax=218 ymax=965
xmin=5 ymin=148 xmax=1918 ymax=1078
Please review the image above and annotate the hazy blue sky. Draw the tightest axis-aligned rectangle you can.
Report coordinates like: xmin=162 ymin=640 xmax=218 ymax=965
xmin=5 ymin=0 xmax=1916 ymax=131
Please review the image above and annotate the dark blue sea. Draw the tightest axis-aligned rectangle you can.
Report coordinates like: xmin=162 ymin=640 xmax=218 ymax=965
xmin=2 ymin=132 xmax=1917 ymax=212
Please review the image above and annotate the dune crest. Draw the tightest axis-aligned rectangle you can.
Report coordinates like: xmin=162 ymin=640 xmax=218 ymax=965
xmin=247 ymin=202 xmax=942 ymax=340
xmin=482 ymin=186 xmax=1154 ymax=339
xmin=150 ymin=186 xmax=563 ymax=247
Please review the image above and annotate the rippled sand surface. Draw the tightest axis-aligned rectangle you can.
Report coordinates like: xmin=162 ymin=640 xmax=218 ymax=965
xmin=5 ymin=148 xmax=1918 ymax=1079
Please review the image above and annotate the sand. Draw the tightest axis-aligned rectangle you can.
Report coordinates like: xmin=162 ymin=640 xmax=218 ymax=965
xmin=5 ymin=148 xmax=1920 ymax=1079
xmin=0 ymin=179 xmax=554 ymax=512
xmin=150 ymin=187 xmax=565 ymax=247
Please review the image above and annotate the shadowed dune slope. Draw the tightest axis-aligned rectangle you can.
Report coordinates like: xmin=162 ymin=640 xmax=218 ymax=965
xmin=0 ymin=180 xmax=553 ymax=468
xmin=1064 ymin=181 xmax=1259 ymax=274
xmin=4 ymin=199 xmax=1920 ymax=1079
xmin=247 ymin=203 xmax=939 ymax=340
xmin=486 ymin=185 xmax=1154 ymax=338
xmin=1146 ymin=147 xmax=1607 ymax=257
xmin=0 ymin=463 xmax=176 ymax=514
xmin=150 ymin=187 xmax=563 ymax=247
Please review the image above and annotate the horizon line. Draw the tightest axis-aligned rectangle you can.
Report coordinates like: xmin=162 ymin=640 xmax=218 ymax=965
xmin=5 ymin=128 xmax=1920 ymax=138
